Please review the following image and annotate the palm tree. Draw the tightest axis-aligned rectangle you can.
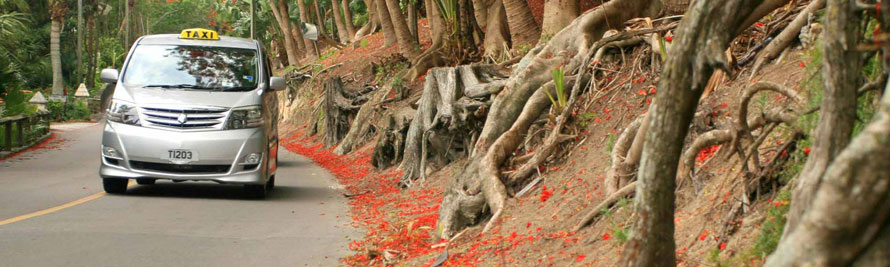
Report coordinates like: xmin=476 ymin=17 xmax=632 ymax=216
xmin=49 ymin=0 xmax=67 ymax=97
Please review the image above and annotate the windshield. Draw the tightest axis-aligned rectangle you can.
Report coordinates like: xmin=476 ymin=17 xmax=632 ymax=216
xmin=122 ymin=44 xmax=259 ymax=91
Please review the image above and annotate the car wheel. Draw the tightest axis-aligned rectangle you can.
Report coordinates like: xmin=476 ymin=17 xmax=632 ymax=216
xmin=245 ymin=184 xmax=267 ymax=199
xmin=103 ymin=178 xmax=128 ymax=194
xmin=266 ymin=176 xmax=275 ymax=191
xmin=136 ymin=178 xmax=156 ymax=185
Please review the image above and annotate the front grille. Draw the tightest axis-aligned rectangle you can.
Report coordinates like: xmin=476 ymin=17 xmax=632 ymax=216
xmin=140 ymin=106 xmax=228 ymax=129
xmin=130 ymin=161 xmax=230 ymax=174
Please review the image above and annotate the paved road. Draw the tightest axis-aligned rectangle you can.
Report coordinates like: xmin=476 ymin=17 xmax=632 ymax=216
xmin=0 ymin=122 xmax=360 ymax=266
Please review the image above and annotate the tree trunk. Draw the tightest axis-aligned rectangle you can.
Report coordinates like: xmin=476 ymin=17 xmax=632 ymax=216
xmin=765 ymin=78 xmax=890 ymax=267
xmin=618 ymin=0 xmax=765 ymax=266
xmin=356 ymin=0 xmax=380 ymax=39
xmin=384 ymin=0 xmax=420 ymax=57
xmin=331 ymin=0 xmax=351 ymax=42
xmin=481 ymin=0 xmax=511 ymax=60
xmin=541 ymin=0 xmax=579 ymax=37
xmin=269 ymin=0 xmax=300 ymax=66
xmin=313 ymin=0 xmax=327 ymax=36
xmin=502 ymin=0 xmax=541 ymax=48
xmin=426 ymin=0 xmax=446 ymax=48
xmin=784 ymin=0 xmax=861 ymax=239
xmin=376 ymin=0 xmax=398 ymax=46
xmin=297 ymin=0 xmax=320 ymax=58
xmin=51 ymin=18 xmax=64 ymax=96
xmin=408 ymin=1 xmax=419 ymax=41
xmin=342 ymin=0 xmax=358 ymax=39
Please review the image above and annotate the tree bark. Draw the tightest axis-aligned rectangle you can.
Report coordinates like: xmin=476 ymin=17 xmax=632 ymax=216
xmin=619 ymin=0 xmax=765 ymax=266
xmin=331 ymin=0 xmax=351 ymax=42
xmin=297 ymin=0 xmax=320 ymax=58
xmin=376 ymin=0 xmax=398 ymax=46
xmin=784 ymin=0 xmax=861 ymax=239
xmin=541 ymin=0 xmax=579 ymax=37
xmin=269 ymin=0 xmax=300 ymax=66
xmin=356 ymin=0 xmax=380 ymax=39
xmin=385 ymin=0 xmax=420 ymax=58
xmin=408 ymin=1 xmax=419 ymax=41
xmin=313 ymin=0 xmax=327 ymax=36
xmin=502 ymin=0 xmax=541 ymax=48
xmin=51 ymin=18 xmax=64 ymax=96
xmin=481 ymin=0 xmax=511 ymax=60
xmin=765 ymin=78 xmax=890 ymax=267
xmin=342 ymin=0 xmax=358 ymax=39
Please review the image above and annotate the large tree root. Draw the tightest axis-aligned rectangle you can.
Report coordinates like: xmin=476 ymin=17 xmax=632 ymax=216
xmin=750 ymin=0 xmax=826 ymax=77
xmin=334 ymin=84 xmax=392 ymax=155
xmin=322 ymin=78 xmax=373 ymax=147
xmin=398 ymin=65 xmax=507 ymax=185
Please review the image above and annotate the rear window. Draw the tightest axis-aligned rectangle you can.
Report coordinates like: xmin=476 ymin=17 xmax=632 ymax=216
xmin=122 ymin=44 xmax=259 ymax=91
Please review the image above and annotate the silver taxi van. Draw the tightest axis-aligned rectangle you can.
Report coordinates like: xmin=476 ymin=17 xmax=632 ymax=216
xmin=98 ymin=28 xmax=284 ymax=198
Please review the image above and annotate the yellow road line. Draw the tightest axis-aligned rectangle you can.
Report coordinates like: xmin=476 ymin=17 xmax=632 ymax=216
xmin=0 ymin=181 xmax=136 ymax=226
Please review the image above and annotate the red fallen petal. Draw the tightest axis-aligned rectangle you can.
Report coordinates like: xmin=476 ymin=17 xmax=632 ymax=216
xmin=603 ymin=107 xmax=612 ymax=114
xmin=800 ymin=62 xmax=805 ymax=68
xmin=665 ymin=36 xmax=673 ymax=42
xmin=576 ymin=254 xmax=587 ymax=262
xmin=527 ymin=222 xmax=532 ymax=228
xmin=602 ymin=233 xmax=611 ymax=240
xmin=699 ymin=233 xmax=707 ymax=241
xmin=719 ymin=243 xmax=727 ymax=250
xmin=649 ymin=88 xmax=656 ymax=94
xmin=803 ymin=147 xmax=811 ymax=156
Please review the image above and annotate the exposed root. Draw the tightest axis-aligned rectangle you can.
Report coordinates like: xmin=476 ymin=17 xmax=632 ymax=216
xmin=574 ymin=181 xmax=637 ymax=231
xmin=604 ymin=116 xmax=643 ymax=195
xmin=750 ymin=0 xmax=825 ymax=77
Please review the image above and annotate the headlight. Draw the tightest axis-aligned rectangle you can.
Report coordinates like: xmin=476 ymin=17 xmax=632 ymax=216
xmin=107 ymin=100 xmax=140 ymax=125
xmin=226 ymin=105 xmax=264 ymax=129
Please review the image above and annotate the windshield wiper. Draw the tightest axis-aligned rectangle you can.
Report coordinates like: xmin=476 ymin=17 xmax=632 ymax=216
xmin=143 ymin=84 xmax=216 ymax=90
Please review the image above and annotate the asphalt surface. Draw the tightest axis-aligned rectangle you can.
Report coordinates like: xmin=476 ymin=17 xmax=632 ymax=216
xmin=0 ymin=122 xmax=360 ymax=266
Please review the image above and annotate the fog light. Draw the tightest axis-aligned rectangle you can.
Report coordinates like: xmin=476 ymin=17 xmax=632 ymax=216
xmin=243 ymin=153 xmax=261 ymax=165
xmin=103 ymin=146 xmax=122 ymax=159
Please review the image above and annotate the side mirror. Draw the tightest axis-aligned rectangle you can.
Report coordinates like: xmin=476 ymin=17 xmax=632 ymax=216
xmin=269 ymin=76 xmax=287 ymax=91
xmin=100 ymin=69 xmax=119 ymax=84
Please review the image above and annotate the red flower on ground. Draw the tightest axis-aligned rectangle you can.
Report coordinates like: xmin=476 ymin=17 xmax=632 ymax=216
xmin=602 ymin=233 xmax=611 ymax=240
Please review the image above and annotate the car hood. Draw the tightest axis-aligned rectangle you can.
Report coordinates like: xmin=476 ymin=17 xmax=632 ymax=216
xmin=113 ymin=84 xmax=262 ymax=109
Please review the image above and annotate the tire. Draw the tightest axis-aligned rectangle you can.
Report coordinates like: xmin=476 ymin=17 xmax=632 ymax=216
xmin=266 ymin=176 xmax=275 ymax=191
xmin=244 ymin=184 xmax=267 ymax=199
xmin=136 ymin=178 xmax=156 ymax=185
xmin=103 ymin=178 xmax=128 ymax=194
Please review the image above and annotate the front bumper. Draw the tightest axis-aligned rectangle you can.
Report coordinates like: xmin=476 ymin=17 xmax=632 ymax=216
xmin=99 ymin=122 xmax=269 ymax=185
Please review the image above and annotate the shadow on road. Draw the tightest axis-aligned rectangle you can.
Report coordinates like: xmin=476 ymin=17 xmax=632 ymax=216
xmin=123 ymin=182 xmax=336 ymax=202
xmin=276 ymin=160 xmax=314 ymax=168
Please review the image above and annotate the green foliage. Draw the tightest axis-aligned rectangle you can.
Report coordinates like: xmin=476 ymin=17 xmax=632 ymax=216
xmin=543 ymin=67 xmax=567 ymax=111
xmin=320 ymin=50 xmax=338 ymax=61
xmin=391 ymin=77 xmax=404 ymax=87
xmin=359 ymin=38 xmax=369 ymax=48
xmin=605 ymin=133 xmax=616 ymax=154
xmin=752 ymin=189 xmax=791 ymax=259
xmin=516 ymin=44 xmax=532 ymax=55
xmin=47 ymin=99 xmax=90 ymax=121
xmin=612 ymin=224 xmax=630 ymax=243
xmin=1 ymin=87 xmax=27 ymax=116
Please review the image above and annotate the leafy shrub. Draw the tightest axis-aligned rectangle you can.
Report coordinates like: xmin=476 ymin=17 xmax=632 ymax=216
xmin=47 ymin=99 xmax=91 ymax=121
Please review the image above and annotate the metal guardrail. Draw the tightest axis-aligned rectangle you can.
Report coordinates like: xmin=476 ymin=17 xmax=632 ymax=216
xmin=0 ymin=111 xmax=52 ymax=152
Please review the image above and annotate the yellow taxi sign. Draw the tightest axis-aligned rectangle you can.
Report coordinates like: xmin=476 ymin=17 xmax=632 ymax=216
xmin=180 ymin=28 xmax=219 ymax=40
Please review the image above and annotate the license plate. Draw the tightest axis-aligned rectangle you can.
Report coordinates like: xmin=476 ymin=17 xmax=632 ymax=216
xmin=164 ymin=149 xmax=199 ymax=164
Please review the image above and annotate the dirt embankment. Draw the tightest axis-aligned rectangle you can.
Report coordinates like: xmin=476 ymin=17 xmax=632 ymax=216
xmin=276 ymin=9 xmax=813 ymax=266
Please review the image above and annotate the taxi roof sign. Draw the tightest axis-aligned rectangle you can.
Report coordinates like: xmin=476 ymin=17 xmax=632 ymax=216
xmin=180 ymin=28 xmax=219 ymax=40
